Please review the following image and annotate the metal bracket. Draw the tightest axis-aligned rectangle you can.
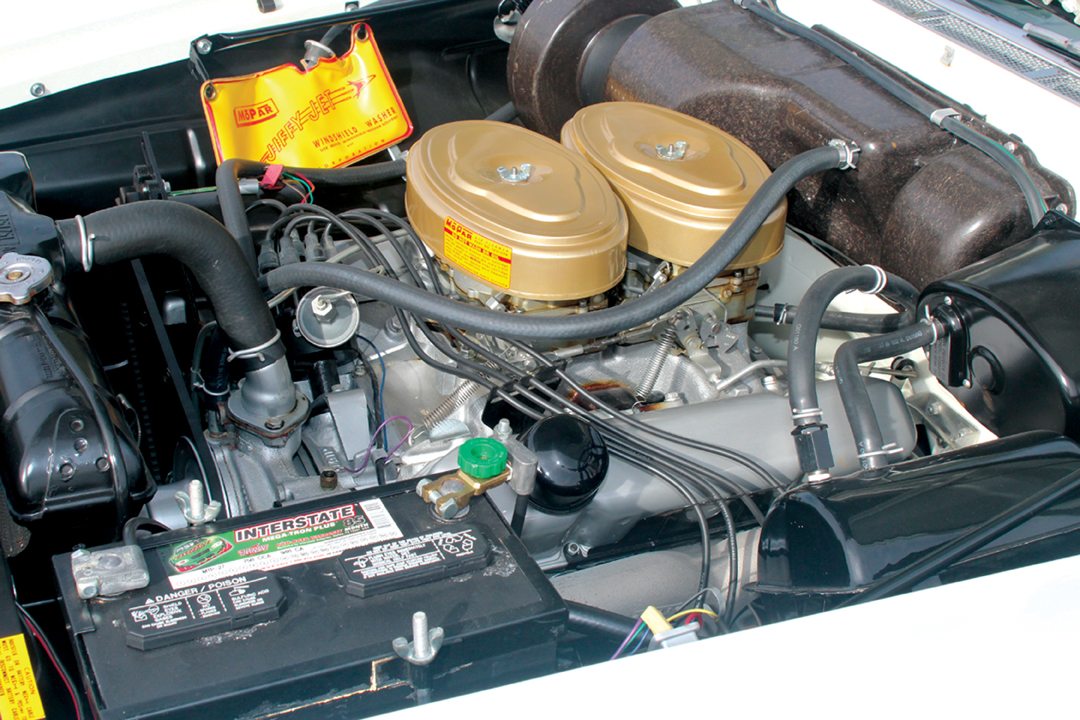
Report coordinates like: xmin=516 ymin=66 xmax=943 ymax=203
xmin=929 ymin=107 xmax=961 ymax=127
xmin=71 ymin=546 xmax=150 ymax=599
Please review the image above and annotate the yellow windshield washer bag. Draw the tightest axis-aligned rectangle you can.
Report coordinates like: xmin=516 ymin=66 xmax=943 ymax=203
xmin=201 ymin=23 xmax=412 ymax=167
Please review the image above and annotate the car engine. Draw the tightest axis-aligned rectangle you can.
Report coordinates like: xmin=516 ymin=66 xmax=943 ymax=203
xmin=2 ymin=0 xmax=1080 ymax=717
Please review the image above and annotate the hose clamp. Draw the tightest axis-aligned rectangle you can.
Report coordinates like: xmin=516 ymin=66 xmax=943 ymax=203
xmin=227 ymin=329 xmax=281 ymax=363
xmin=190 ymin=370 xmax=230 ymax=397
xmin=827 ymin=139 xmax=861 ymax=170
xmin=791 ymin=407 xmax=823 ymax=422
xmin=775 ymin=304 xmax=791 ymax=325
xmin=858 ymin=443 xmax=905 ymax=461
xmin=862 ymin=264 xmax=888 ymax=295
xmin=74 ymin=215 xmax=94 ymax=272
xmin=923 ymin=317 xmax=940 ymax=345
xmin=929 ymin=107 xmax=960 ymax=127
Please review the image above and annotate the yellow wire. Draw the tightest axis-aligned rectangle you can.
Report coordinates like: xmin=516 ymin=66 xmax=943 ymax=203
xmin=666 ymin=608 xmax=719 ymax=623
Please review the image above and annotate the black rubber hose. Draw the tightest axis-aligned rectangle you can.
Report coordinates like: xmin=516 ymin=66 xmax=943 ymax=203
xmin=267 ymin=144 xmax=851 ymax=340
xmin=741 ymin=0 xmax=1048 ymax=225
xmin=215 ymin=159 xmax=263 ymax=271
xmin=756 ymin=305 xmax=914 ymax=334
xmin=834 ymin=320 xmax=940 ymax=471
xmin=758 ymin=273 xmax=919 ymax=334
xmin=200 ymin=327 xmax=231 ymax=397
xmin=566 ymin=601 xmax=639 ymax=642
xmin=58 ymin=202 xmax=279 ymax=362
xmin=215 ymin=158 xmax=408 ymax=271
xmin=121 ymin=516 xmax=170 ymax=546
xmin=838 ymin=465 xmax=1080 ymax=608
xmin=787 ymin=266 xmax=891 ymax=427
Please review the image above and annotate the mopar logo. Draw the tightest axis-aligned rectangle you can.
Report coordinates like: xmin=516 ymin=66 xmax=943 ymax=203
xmin=234 ymin=99 xmax=279 ymax=127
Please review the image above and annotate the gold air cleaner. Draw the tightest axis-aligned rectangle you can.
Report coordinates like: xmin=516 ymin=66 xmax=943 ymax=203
xmin=405 ymin=120 xmax=628 ymax=303
xmin=561 ymin=102 xmax=786 ymax=270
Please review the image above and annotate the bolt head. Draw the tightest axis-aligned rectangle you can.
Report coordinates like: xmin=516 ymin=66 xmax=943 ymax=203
xmin=96 ymin=457 xmax=111 ymax=472
xmin=436 ymin=498 xmax=461 ymax=518
xmin=195 ymin=38 xmax=213 ymax=54
xmin=264 ymin=417 xmax=285 ymax=431
xmin=59 ymin=462 xmax=75 ymax=480
xmin=497 ymin=163 xmax=532 ymax=183
xmin=655 ymin=140 xmax=688 ymax=161
xmin=29 ymin=83 xmax=47 ymax=98
xmin=310 ymin=296 xmax=337 ymax=321
xmin=78 ymin=582 xmax=99 ymax=599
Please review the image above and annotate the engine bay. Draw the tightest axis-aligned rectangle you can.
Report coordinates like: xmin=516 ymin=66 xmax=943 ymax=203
xmin=2 ymin=1 xmax=1080 ymax=717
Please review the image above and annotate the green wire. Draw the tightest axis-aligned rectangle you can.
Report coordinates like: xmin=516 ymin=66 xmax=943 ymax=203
xmin=281 ymin=171 xmax=314 ymax=203
xmin=614 ymin=623 xmax=647 ymax=659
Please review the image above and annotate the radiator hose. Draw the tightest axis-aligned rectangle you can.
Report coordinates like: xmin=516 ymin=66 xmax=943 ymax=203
xmin=266 ymin=143 xmax=857 ymax=341
xmin=57 ymin=201 xmax=282 ymax=369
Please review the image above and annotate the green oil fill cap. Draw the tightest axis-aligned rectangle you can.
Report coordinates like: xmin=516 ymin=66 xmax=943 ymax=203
xmin=458 ymin=438 xmax=509 ymax=479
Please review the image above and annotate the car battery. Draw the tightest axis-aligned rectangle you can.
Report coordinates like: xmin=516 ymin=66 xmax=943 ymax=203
xmin=53 ymin=482 xmax=566 ymax=719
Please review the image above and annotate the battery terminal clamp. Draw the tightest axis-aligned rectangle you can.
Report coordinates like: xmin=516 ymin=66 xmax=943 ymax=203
xmin=417 ymin=438 xmax=510 ymax=519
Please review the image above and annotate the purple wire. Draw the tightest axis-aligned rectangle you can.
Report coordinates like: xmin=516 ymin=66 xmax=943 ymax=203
xmin=610 ymin=618 xmax=644 ymax=660
xmin=628 ymin=628 xmax=650 ymax=655
xmin=346 ymin=415 xmax=413 ymax=473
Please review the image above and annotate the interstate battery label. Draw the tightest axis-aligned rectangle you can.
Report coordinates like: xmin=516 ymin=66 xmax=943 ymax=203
xmin=0 ymin=633 xmax=45 ymax=720
xmin=162 ymin=499 xmax=402 ymax=589
xmin=201 ymin=23 xmax=412 ymax=167
xmin=443 ymin=217 xmax=512 ymax=289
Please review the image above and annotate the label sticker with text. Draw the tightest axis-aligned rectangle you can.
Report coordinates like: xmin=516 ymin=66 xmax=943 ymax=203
xmin=443 ymin=217 xmax=512 ymax=289
xmin=162 ymin=499 xmax=401 ymax=589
